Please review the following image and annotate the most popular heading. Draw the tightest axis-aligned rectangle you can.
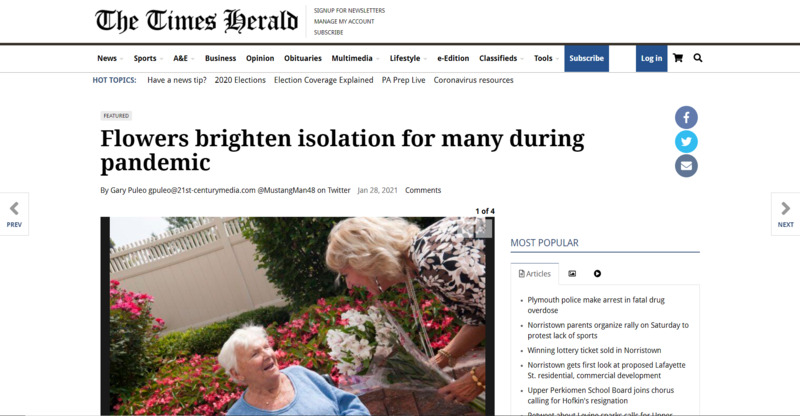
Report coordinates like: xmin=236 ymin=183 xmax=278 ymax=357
xmin=95 ymin=10 xmax=298 ymax=34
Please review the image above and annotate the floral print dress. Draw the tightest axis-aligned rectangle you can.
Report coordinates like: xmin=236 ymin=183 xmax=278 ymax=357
xmin=409 ymin=217 xmax=487 ymax=326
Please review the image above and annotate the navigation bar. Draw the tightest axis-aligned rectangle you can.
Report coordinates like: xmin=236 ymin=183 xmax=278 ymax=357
xmin=3 ymin=45 xmax=800 ymax=73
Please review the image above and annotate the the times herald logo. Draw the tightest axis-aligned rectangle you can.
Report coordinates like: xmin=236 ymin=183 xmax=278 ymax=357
xmin=95 ymin=9 xmax=298 ymax=34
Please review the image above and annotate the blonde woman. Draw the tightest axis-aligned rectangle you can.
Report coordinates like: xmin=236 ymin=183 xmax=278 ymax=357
xmin=326 ymin=217 xmax=487 ymax=404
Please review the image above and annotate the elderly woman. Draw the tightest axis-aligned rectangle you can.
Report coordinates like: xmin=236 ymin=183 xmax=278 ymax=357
xmin=326 ymin=217 xmax=487 ymax=405
xmin=218 ymin=325 xmax=370 ymax=415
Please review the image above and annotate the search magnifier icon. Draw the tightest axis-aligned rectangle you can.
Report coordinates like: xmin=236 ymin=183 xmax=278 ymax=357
xmin=693 ymin=53 xmax=703 ymax=62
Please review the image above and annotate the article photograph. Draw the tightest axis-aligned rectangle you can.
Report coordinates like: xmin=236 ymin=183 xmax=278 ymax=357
xmin=105 ymin=217 xmax=493 ymax=415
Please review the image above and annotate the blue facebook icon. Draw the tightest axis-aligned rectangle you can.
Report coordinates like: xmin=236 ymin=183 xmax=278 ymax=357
xmin=675 ymin=106 xmax=698 ymax=129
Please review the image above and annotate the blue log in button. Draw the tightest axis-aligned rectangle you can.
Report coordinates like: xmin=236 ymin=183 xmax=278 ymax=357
xmin=564 ymin=45 xmax=609 ymax=72
xmin=636 ymin=45 xmax=668 ymax=72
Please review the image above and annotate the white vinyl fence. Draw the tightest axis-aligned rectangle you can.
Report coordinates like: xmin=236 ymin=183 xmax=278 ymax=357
xmin=110 ymin=217 xmax=285 ymax=333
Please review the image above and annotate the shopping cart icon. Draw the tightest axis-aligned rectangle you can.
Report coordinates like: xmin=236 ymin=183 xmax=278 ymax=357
xmin=673 ymin=53 xmax=683 ymax=62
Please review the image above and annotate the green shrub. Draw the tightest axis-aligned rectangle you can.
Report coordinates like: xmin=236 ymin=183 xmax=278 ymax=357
xmin=110 ymin=280 xmax=165 ymax=400
xmin=115 ymin=354 xmax=242 ymax=416
xmin=151 ymin=305 xmax=290 ymax=359
xmin=243 ymin=217 xmax=344 ymax=307
xmin=242 ymin=217 xmax=439 ymax=307
xmin=151 ymin=331 xmax=190 ymax=359
xmin=232 ymin=305 xmax=292 ymax=326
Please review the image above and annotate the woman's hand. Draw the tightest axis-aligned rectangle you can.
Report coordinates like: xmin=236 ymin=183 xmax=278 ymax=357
xmin=430 ymin=325 xmax=486 ymax=369
xmin=437 ymin=365 xmax=485 ymax=404
xmin=430 ymin=350 xmax=452 ymax=369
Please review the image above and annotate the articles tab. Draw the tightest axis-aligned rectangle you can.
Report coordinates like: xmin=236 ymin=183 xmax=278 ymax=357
xmin=564 ymin=45 xmax=609 ymax=72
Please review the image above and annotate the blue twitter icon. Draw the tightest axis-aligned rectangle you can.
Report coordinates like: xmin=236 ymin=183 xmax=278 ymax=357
xmin=675 ymin=130 xmax=698 ymax=153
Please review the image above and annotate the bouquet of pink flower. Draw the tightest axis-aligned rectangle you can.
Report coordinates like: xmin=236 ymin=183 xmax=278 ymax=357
xmin=326 ymin=303 xmax=485 ymax=413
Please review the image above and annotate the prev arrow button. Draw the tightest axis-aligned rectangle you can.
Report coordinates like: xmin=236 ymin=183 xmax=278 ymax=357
xmin=10 ymin=202 xmax=18 ymax=215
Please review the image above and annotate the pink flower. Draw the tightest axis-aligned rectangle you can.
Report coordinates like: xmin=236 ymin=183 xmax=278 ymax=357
xmin=137 ymin=293 xmax=154 ymax=301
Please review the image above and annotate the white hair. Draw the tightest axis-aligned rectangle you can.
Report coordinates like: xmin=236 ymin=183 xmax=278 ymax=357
xmin=217 ymin=324 xmax=269 ymax=384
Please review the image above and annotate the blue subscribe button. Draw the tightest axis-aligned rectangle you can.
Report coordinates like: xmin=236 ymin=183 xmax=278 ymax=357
xmin=565 ymin=45 xmax=609 ymax=72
